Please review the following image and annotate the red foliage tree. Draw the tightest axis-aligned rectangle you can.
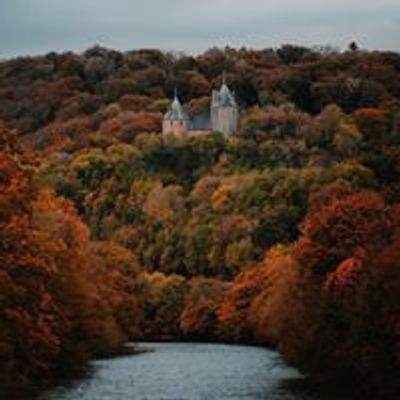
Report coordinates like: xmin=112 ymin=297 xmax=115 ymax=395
xmin=295 ymin=191 xmax=397 ymax=272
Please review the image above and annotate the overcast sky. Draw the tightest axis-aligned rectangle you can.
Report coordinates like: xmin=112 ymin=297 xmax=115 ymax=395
xmin=1 ymin=0 xmax=399 ymax=59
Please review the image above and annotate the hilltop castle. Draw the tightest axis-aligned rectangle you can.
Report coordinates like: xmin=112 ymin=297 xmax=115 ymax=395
xmin=162 ymin=77 xmax=239 ymax=138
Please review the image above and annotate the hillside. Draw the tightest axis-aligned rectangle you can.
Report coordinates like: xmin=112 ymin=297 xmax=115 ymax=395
xmin=1 ymin=45 xmax=400 ymax=399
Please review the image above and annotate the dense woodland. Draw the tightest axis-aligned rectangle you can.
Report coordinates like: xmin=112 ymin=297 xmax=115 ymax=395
xmin=1 ymin=44 xmax=400 ymax=398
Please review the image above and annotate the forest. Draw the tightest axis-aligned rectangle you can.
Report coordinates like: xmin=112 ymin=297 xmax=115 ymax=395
xmin=0 ymin=44 xmax=399 ymax=399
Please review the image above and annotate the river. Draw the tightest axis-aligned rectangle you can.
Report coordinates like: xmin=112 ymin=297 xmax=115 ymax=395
xmin=3 ymin=343 xmax=354 ymax=400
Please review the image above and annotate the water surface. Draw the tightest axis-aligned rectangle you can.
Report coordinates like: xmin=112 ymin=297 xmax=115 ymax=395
xmin=4 ymin=343 xmax=353 ymax=400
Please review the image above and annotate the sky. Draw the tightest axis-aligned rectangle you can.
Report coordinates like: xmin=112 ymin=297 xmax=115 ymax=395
xmin=1 ymin=0 xmax=399 ymax=59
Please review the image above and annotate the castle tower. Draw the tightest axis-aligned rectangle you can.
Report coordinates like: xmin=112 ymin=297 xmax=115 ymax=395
xmin=163 ymin=91 xmax=190 ymax=138
xmin=211 ymin=75 xmax=239 ymax=135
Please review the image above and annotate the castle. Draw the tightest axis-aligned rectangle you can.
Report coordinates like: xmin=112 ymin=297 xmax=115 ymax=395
xmin=162 ymin=77 xmax=239 ymax=138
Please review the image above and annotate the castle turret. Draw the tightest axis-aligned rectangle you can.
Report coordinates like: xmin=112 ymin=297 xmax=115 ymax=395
xmin=211 ymin=76 xmax=239 ymax=135
xmin=163 ymin=91 xmax=190 ymax=138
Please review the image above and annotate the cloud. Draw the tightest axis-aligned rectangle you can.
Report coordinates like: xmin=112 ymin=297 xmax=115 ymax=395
xmin=0 ymin=0 xmax=399 ymax=58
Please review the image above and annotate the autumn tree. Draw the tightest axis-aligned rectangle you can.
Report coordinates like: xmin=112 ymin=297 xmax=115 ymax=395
xmin=0 ymin=123 xmax=143 ymax=382
xmin=180 ymin=278 xmax=229 ymax=340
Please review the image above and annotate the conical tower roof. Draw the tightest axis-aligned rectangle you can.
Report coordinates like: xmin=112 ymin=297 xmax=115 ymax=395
xmin=164 ymin=91 xmax=189 ymax=121
xmin=212 ymin=75 xmax=237 ymax=108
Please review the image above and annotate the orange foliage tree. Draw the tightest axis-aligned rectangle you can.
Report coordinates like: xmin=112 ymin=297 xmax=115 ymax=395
xmin=217 ymin=264 xmax=270 ymax=342
xmin=180 ymin=278 xmax=229 ymax=340
xmin=0 ymin=123 xmax=143 ymax=383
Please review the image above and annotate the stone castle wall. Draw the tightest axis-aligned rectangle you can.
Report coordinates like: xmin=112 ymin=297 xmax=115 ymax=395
xmin=162 ymin=120 xmax=189 ymax=138
xmin=211 ymin=106 xmax=239 ymax=135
